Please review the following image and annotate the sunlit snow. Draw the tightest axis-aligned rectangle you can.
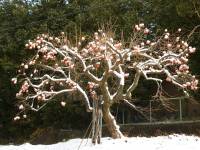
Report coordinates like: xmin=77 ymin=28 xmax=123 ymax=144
xmin=0 ymin=134 xmax=200 ymax=150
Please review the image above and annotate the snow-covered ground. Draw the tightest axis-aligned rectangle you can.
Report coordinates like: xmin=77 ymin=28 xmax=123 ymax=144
xmin=0 ymin=134 xmax=200 ymax=150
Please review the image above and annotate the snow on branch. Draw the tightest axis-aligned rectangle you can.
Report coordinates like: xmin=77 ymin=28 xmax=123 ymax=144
xmin=12 ymin=24 xmax=198 ymax=120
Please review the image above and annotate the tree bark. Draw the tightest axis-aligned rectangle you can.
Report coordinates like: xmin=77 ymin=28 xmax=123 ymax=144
xmin=102 ymin=102 xmax=124 ymax=138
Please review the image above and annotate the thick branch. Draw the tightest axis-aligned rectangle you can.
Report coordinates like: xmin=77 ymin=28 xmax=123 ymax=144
xmin=63 ymin=47 xmax=101 ymax=83
xmin=39 ymin=64 xmax=68 ymax=78
xmin=106 ymin=41 xmax=123 ymax=62
xmin=123 ymin=99 xmax=149 ymax=120
xmin=112 ymin=65 xmax=125 ymax=101
xmin=126 ymin=69 xmax=141 ymax=99
xmin=76 ymin=84 xmax=93 ymax=112
xmin=101 ymin=82 xmax=112 ymax=104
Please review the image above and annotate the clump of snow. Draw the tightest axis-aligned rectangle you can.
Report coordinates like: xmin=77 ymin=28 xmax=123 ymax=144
xmin=0 ymin=134 xmax=200 ymax=150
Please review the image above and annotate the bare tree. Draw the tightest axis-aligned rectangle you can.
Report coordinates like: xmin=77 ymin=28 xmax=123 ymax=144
xmin=12 ymin=24 xmax=198 ymax=138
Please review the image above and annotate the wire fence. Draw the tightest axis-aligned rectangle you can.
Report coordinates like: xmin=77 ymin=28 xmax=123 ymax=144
xmin=111 ymin=96 xmax=200 ymax=126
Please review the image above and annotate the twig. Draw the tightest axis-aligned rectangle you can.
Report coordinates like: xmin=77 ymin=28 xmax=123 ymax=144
xmin=187 ymin=25 xmax=200 ymax=40
xmin=77 ymin=119 xmax=93 ymax=150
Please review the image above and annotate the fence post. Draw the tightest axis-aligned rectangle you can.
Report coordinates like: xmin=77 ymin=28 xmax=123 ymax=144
xmin=179 ymin=98 xmax=182 ymax=121
xmin=122 ymin=108 xmax=125 ymax=124
xmin=150 ymin=100 xmax=152 ymax=122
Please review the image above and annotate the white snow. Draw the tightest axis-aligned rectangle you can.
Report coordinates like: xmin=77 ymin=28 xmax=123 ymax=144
xmin=0 ymin=134 xmax=200 ymax=150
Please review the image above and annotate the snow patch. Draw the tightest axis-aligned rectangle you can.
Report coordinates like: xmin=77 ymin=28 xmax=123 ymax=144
xmin=0 ymin=134 xmax=200 ymax=150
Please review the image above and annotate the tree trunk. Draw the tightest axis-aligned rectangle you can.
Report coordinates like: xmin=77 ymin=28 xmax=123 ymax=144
xmin=102 ymin=103 xmax=124 ymax=138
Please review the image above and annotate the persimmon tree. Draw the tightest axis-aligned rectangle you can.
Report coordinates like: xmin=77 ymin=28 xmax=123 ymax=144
xmin=12 ymin=24 xmax=198 ymax=138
